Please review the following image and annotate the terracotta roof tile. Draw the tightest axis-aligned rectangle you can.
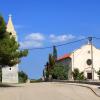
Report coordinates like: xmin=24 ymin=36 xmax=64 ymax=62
xmin=57 ymin=54 xmax=70 ymax=61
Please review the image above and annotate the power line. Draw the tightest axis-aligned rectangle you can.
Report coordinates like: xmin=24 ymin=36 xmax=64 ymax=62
xmin=56 ymin=38 xmax=87 ymax=47
xmin=20 ymin=37 xmax=87 ymax=51
xmin=92 ymin=37 xmax=100 ymax=40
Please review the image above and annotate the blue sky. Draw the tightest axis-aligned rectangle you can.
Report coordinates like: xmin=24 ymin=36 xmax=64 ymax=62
xmin=0 ymin=0 xmax=100 ymax=79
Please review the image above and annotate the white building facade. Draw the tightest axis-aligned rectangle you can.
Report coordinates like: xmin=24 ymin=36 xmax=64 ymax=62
xmin=2 ymin=15 xmax=18 ymax=83
xmin=70 ymin=42 xmax=100 ymax=80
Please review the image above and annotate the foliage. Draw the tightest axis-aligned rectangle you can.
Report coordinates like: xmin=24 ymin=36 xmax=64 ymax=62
xmin=18 ymin=71 xmax=28 ymax=83
xmin=0 ymin=15 xmax=28 ymax=67
xmin=30 ymin=78 xmax=43 ymax=83
xmin=49 ymin=54 xmax=55 ymax=67
xmin=45 ymin=46 xmax=57 ymax=80
xmin=45 ymin=69 xmax=50 ymax=80
xmin=50 ymin=64 xmax=69 ymax=80
xmin=72 ymin=68 xmax=85 ymax=80
xmin=0 ymin=15 xmax=6 ymax=36
xmin=53 ymin=46 xmax=57 ymax=60
xmin=97 ymin=69 xmax=100 ymax=80
xmin=45 ymin=54 xmax=55 ymax=79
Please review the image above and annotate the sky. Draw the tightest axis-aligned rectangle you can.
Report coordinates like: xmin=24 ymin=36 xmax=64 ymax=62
xmin=0 ymin=0 xmax=100 ymax=79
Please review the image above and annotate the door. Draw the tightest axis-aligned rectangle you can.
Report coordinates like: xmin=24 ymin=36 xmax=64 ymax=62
xmin=87 ymin=73 xmax=92 ymax=79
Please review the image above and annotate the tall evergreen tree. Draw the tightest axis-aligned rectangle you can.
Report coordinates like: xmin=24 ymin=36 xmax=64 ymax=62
xmin=0 ymin=15 xmax=28 ymax=67
xmin=53 ymin=46 xmax=57 ymax=60
xmin=44 ymin=46 xmax=57 ymax=80
xmin=49 ymin=54 xmax=55 ymax=68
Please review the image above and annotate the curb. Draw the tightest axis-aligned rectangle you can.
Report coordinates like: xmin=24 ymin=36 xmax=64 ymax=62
xmin=67 ymin=83 xmax=100 ymax=97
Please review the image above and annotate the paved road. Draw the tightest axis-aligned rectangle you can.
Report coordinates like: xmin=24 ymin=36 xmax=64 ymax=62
xmin=0 ymin=82 xmax=99 ymax=100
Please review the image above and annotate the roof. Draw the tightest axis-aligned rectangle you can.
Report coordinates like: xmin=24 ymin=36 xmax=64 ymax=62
xmin=57 ymin=54 xmax=70 ymax=61
xmin=6 ymin=15 xmax=16 ymax=36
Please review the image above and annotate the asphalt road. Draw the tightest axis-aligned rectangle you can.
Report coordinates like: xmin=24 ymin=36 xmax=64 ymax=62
xmin=0 ymin=82 xmax=99 ymax=100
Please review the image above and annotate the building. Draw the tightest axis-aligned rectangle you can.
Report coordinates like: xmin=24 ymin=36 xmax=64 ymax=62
xmin=71 ymin=41 xmax=100 ymax=80
xmin=58 ymin=39 xmax=100 ymax=80
xmin=56 ymin=54 xmax=72 ymax=79
xmin=2 ymin=15 xmax=18 ymax=83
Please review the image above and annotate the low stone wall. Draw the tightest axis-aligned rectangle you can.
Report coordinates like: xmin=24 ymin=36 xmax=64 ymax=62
xmin=52 ymin=80 xmax=100 ymax=85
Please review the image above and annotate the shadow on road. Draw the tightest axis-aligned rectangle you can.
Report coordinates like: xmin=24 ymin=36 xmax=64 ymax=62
xmin=0 ymin=83 xmax=23 ymax=88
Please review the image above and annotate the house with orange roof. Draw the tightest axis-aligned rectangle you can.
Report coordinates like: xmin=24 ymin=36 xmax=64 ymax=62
xmin=56 ymin=54 xmax=72 ymax=80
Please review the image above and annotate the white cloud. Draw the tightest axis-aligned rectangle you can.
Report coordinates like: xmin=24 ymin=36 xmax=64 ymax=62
xmin=19 ymin=33 xmax=84 ymax=49
xmin=20 ymin=41 xmax=43 ymax=49
xmin=20 ymin=33 xmax=45 ymax=49
xmin=25 ymin=33 xmax=45 ymax=41
xmin=49 ymin=34 xmax=75 ymax=43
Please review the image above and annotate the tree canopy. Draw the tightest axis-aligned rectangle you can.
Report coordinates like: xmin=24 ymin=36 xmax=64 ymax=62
xmin=50 ymin=64 xmax=68 ymax=80
xmin=0 ymin=15 xmax=28 ymax=67
xmin=0 ymin=16 xmax=6 ymax=36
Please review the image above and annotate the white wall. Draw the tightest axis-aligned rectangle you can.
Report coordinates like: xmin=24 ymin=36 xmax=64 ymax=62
xmin=2 ymin=65 xmax=18 ymax=83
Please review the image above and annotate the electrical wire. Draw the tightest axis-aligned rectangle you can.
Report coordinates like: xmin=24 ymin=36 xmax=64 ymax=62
xmin=92 ymin=37 xmax=100 ymax=40
xmin=20 ymin=37 xmax=87 ymax=51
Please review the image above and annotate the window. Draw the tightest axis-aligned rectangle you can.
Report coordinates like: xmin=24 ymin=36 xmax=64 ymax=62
xmin=9 ymin=32 xmax=12 ymax=35
xmin=86 ymin=59 xmax=92 ymax=65
xmin=9 ymin=67 xmax=11 ymax=70
xmin=88 ymin=51 xmax=90 ymax=54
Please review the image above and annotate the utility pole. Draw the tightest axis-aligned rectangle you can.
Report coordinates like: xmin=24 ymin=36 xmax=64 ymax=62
xmin=88 ymin=37 xmax=94 ymax=80
xmin=72 ymin=52 xmax=74 ymax=80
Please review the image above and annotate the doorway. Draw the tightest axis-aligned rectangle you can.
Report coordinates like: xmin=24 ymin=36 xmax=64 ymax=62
xmin=87 ymin=73 xmax=92 ymax=79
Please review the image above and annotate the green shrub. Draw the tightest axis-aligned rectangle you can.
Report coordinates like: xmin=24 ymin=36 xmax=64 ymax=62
xmin=18 ymin=71 xmax=28 ymax=83
xmin=72 ymin=68 xmax=85 ymax=80
xmin=30 ymin=78 xmax=43 ymax=83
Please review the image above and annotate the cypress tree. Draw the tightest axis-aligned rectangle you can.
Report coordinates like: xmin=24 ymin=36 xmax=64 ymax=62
xmin=53 ymin=45 xmax=57 ymax=60
xmin=49 ymin=54 xmax=55 ymax=67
